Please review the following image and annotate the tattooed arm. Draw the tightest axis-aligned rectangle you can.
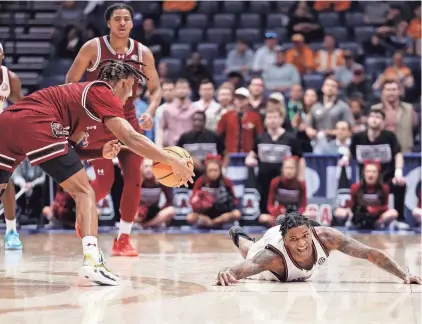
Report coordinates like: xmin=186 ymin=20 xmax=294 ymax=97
xmin=318 ymin=227 xmax=421 ymax=284
xmin=215 ymin=249 xmax=283 ymax=286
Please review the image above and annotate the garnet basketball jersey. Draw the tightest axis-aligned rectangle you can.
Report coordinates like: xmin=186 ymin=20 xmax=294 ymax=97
xmin=85 ymin=36 xmax=144 ymax=117
xmin=246 ymin=225 xmax=329 ymax=282
xmin=0 ymin=66 xmax=11 ymax=113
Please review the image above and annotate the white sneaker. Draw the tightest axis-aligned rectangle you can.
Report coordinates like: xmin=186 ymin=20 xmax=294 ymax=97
xmin=78 ymin=252 xmax=121 ymax=286
xmin=389 ymin=220 xmax=411 ymax=231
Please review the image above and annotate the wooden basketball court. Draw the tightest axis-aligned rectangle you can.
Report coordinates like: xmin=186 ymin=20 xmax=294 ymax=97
xmin=0 ymin=232 xmax=420 ymax=323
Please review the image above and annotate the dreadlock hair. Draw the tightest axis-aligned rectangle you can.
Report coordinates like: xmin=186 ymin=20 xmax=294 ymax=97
xmin=278 ymin=211 xmax=311 ymax=237
xmin=104 ymin=3 xmax=134 ymax=22
xmin=97 ymin=59 xmax=148 ymax=84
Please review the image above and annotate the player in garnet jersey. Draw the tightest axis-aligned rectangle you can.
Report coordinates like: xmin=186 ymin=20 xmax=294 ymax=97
xmin=0 ymin=42 xmax=24 ymax=250
xmin=66 ymin=3 xmax=162 ymax=256
xmin=0 ymin=60 xmax=193 ymax=285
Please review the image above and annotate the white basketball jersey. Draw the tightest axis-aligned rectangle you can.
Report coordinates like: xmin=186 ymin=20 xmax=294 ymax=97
xmin=246 ymin=225 xmax=329 ymax=282
xmin=0 ymin=66 xmax=10 ymax=113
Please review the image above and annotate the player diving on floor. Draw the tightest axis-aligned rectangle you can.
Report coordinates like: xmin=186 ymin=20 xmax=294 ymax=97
xmin=215 ymin=212 xmax=421 ymax=286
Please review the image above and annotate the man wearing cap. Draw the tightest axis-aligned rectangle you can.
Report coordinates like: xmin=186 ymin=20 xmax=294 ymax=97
xmin=262 ymin=48 xmax=301 ymax=93
xmin=217 ymin=88 xmax=263 ymax=155
xmin=285 ymin=34 xmax=315 ymax=75
xmin=333 ymin=51 xmax=363 ymax=87
xmin=252 ymin=31 xmax=282 ymax=74
xmin=0 ymin=42 xmax=24 ymax=250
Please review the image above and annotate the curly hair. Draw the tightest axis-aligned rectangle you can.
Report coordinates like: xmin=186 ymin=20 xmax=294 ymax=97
xmin=97 ymin=59 xmax=148 ymax=84
xmin=278 ymin=211 xmax=311 ymax=237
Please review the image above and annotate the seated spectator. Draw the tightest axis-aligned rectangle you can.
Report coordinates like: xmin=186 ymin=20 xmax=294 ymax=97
xmin=413 ymin=190 xmax=421 ymax=225
xmin=134 ymin=18 xmax=169 ymax=59
xmin=313 ymin=0 xmax=351 ymax=12
xmin=363 ymin=35 xmax=389 ymax=57
xmin=160 ymin=78 xmax=196 ymax=147
xmin=205 ymin=85 xmax=234 ymax=132
xmin=226 ymin=71 xmax=244 ymax=89
xmin=155 ymin=80 xmax=175 ymax=147
xmin=182 ymin=52 xmax=213 ymax=99
xmin=306 ymin=76 xmax=354 ymax=152
xmin=285 ymin=34 xmax=315 ymax=75
xmin=345 ymin=66 xmax=373 ymax=103
xmin=252 ymin=31 xmax=281 ymax=74
xmin=363 ymin=1 xmax=392 ymax=25
xmin=334 ymin=161 xmax=406 ymax=230
xmin=334 ymin=51 xmax=364 ymax=88
xmin=287 ymin=2 xmax=323 ymax=43
xmin=286 ymin=84 xmax=303 ymax=126
xmin=349 ymin=98 xmax=367 ymax=133
xmin=134 ymin=160 xmax=174 ymax=228
xmin=377 ymin=5 xmax=403 ymax=31
xmin=258 ymin=156 xmax=307 ymax=227
xmin=12 ymin=160 xmax=46 ymax=223
xmin=158 ymin=62 xmax=169 ymax=84
xmin=291 ymin=88 xmax=317 ymax=153
xmin=187 ymin=155 xmax=241 ymax=228
xmin=321 ymin=120 xmax=352 ymax=155
xmin=217 ymin=87 xmax=264 ymax=154
xmin=408 ymin=5 xmax=421 ymax=41
xmin=315 ymin=35 xmax=344 ymax=75
xmin=177 ymin=111 xmax=225 ymax=181
xmin=388 ymin=21 xmax=414 ymax=55
xmin=225 ymin=38 xmax=254 ymax=77
xmin=373 ymin=51 xmax=414 ymax=93
xmin=57 ymin=25 xmax=83 ymax=59
xmin=42 ymin=187 xmax=75 ymax=229
xmin=248 ymin=77 xmax=267 ymax=117
xmin=245 ymin=107 xmax=304 ymax=214
xmin=192 ymin=80 xmax=219 ymax=112
xmin=262 ymin=49 xmax=301 ymax=92
xmin=371 ymin=80 xmax=418 ymax=153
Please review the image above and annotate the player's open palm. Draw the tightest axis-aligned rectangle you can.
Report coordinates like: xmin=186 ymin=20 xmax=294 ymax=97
xmin=170 ymin=157 xmax=194 ymax=187
xmin=405 ymin=275 xmax=422 ymax=284
xmin=215 ymin=267 xmax=238 ymax=286
xmin=102 ymin=139 xmax=121 ymax=159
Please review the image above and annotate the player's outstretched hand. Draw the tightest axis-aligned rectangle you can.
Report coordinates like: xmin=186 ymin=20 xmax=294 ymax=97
xmin=102 ymin=139 xmax=121 ymax=159
xmin=214 ymin=267 xmax=239 ymax=286
xmin=139 ymin=113 xmax=153 ymax=131
xmin=169 ymin=156 xmax=194 ymax=187
xmin=404 ymin=275 xmax=422 ymax=284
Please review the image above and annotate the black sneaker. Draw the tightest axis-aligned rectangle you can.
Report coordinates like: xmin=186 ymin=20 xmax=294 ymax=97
xmin=228 ymin=226 xmax=255 ymax=248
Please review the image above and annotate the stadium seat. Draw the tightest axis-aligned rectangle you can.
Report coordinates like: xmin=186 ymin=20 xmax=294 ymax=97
xmin=236 ymin=29 xmax=260 ymax=44
xmin=365 ymin=57 xmax=387 ymax=76
xmin=206 ymin=28 xmax=233 ymax=44
xmin=354 ymin=27 xmax=376 ymax=44
xmin=249 ymin=1 xmax=271 ymax=14
xmin=240 ymin=14 xmax=261 ymax=29
xmin=222 ymin=2 xmax=244 ymax=14
xmin=324 ymin=27 xmax=348 ymax=42
xmin=16 ymin=42 xmax=51 ymax=55
xmin=131 ymin=2 xmax=160 ymax=14
xmin=345 ymin=12 xmax=364 ymax=27
xmin=213 ymin=59 xmax=226 ymax=75
xmin=0 ymin=13 xmax=11 ymax=24
xmin=160 ymin=58 xmax=182 ymax=77
xmin=274 ymin=28 xmax=289 ymax=42
xmin=318 ymin=12 xmax=340 ymax=27
xmin=155 ymin=28 xmax=175 ymax=43
xmin=267 ymin=14 xmax=288 ymax=29
xmin=212 ymin=14 xmax=235 ymax=29
xmin=404 ymin=56 xmax=422 ymax=72
xmin=40 ymin=75 xmax=65 ymax=88
xmin=214 ymin=74 xmax=227 ymax=88
xmin=178 ymin=28 xmax=203 ymax=45
xmin=186 ymin=14 xmax=208 ymax=29
xmin=339 ymin=42 xmax=362 ymax=57
xmin=276 ymin=1 xmax=296 ymax=13
xmin=17 ymin=72 xmax=41 ymax=86
xmin=197 ymin=43 xmax=218 ymax=63
xmin=309 ymin=42 xmax=324 ymax=52
xmin=0 ymin=27 xmax=9 ymax=39
xmin=303 ymin=74 xmax=324 ymax=90
xmin=56 ymin=9 xmax=81 ymax=25
xmin=196 ymin=1 xmax=218 ymax=14
xmin=253 ymin=43 xmax=263 ymax=51
xmin=159 ymin=13 xmax=181 ymax=29
xmin=171 ymin=44 xmax=191 ymax=60
xmin=225 ymin=43 xmax=236 ymax=54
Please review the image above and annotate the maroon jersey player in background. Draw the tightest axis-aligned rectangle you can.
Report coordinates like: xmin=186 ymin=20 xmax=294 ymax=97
xmin=0 ymin=60 xmax=193 ymax=285
xmin=0 ymin=42 xmax=24 ymax=250
xmin=66 ymin=3 xmax=162 ymax=256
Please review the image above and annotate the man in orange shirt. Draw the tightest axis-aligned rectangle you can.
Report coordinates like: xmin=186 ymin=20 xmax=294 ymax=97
xmin=217 ymin=88 xmax=264 ymax=155
xmin=285 ymin=34 xmax=314 ymax=75
xmin=315 ymin=34 xmax=344 ymax=74
xmin=408 ymin=5 xmax=421 ymax=40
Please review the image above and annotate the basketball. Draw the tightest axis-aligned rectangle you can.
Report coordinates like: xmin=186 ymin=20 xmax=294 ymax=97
xmin=152 ymin=146 xmax=194 ymax=187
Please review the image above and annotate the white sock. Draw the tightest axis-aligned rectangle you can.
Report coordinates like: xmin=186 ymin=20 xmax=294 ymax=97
xmin=118 ymin=220 xmax=133 ymax=239
xmin=82 ymin=236 xmax=100 ymax=262
xmin=5 ymin=219 xmax=17 ymax=233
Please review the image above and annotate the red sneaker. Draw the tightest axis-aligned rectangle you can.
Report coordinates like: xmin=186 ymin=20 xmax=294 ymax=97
xmin=112 ymin=234 xmax=138 ymax=257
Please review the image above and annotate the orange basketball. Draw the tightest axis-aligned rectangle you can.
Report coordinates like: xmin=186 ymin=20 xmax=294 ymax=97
xmin=152 ymin=146 xmax=194 ymax=187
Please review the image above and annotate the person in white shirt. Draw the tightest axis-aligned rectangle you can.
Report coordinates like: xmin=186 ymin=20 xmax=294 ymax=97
xmin=205 ymin=85 xmax=234 ymax=132
xmin=319 ymin=120 xmax=352 ymax=154
xmin=155 ymin=80 xmax=175 ymax=147
xmin=252 ymin=31 xmax=282 ymax=73
xmin=192 ymin=79 xmax=219 ymax=113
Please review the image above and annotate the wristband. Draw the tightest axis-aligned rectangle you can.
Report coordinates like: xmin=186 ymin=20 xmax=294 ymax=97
xmin=394 ymin=169 xmax=403 ymax=178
